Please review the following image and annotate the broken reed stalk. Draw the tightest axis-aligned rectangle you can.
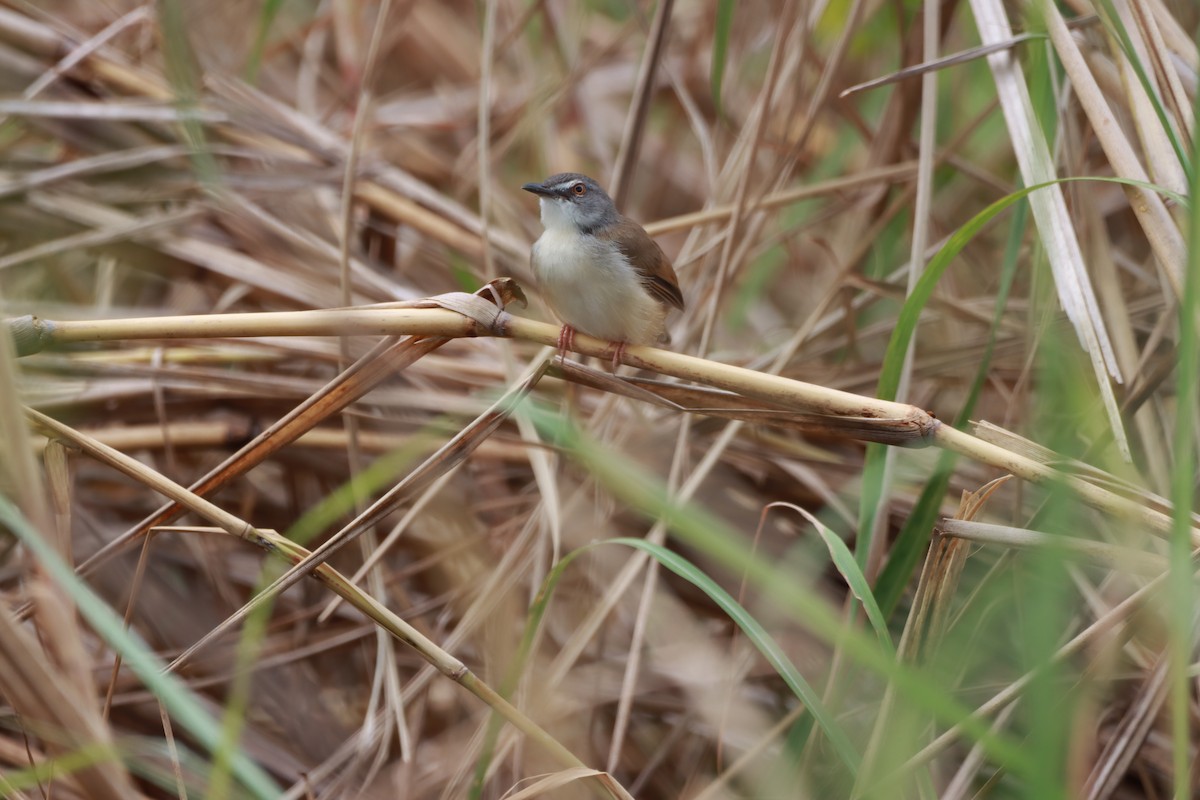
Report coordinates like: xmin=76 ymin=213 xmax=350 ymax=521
xmin=11 ymin=299 xmax=1190 ymax=542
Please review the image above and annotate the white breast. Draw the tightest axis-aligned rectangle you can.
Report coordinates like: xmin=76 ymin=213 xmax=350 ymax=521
xmin=531 ymin=226 xmax=666 ymax=345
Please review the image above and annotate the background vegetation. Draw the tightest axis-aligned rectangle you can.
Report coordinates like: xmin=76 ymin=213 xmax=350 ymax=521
xmin=0 ymin=0 xmax=1197 ymax=798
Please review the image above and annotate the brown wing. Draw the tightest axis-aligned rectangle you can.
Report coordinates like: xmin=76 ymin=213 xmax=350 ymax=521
xmin=601 ymin=218 xmax=685 ymax=311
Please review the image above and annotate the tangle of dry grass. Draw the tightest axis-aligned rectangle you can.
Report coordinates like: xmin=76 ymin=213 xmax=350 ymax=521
xmin=0 ymin=1 xmax=1197 ymax=798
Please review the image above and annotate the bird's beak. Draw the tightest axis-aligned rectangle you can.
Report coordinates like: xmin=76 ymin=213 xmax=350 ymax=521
xmin=521 ymin=182 xmax=554 ymax=197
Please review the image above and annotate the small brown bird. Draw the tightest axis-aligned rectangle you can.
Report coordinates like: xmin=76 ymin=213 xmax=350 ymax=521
xmin=522 ymin=173 xmax=684 ymax=366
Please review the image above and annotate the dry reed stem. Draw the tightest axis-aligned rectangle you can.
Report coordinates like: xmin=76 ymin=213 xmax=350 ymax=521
xmin=166 ymin=359 xmax=547 ymax=674
xmin=1040 ymin=0 xmax=1188 ymax=293
xmin=15 ymin=302 xmax=1195 ymax=545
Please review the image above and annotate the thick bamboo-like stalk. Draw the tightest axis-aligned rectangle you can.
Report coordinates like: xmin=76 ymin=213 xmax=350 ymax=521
xmin=13 ymin=302 xmax=1192 ymax=541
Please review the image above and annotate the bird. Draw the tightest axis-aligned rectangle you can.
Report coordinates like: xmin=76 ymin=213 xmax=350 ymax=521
xmin=522 ymin=172 xmax=685 ymax=368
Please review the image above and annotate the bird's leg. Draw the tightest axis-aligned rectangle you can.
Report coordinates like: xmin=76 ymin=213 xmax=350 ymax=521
xmin=608 ymin=341 xmax=628 ymax=371
xmin=556 ymin=325 xmax=577 ymax=363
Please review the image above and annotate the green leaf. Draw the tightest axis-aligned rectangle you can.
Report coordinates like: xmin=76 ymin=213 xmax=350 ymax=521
xmin=608 ymin=537 xmax=862 ymax=774
xmin=1165 ymin=68 xmax=1200 ymax=799
xmin=772 ymin=504 xmax=893 ymax=652
xmin=246 ymin=0 xmax=287 ymax=83
xmin=873 ymin=198 xmax=1027 ymax=616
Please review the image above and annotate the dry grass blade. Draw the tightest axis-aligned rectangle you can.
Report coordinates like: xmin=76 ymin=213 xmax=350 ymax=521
xmin=166 ymin=357 xmax=549 ymax=673
xmin=0 ymin=97 xmax=224 ymax=122
xmin=54 ymin=282 xmax=520 ymax=582
xmin=1082 ymin=656 xmax=1170 ymax=800
xmin=841 ymin=34 xmax=1041 ymax=98
xmin=0 ymin=144 xmax=204 ymax=199
xmin=67 ymin=334 xmax=412 ymax=578
xmin=642 ymin=161 xmax=919 ymax=236
xmin=1039 ymin=0 xmax=1188 ymax=292
xmin=0 ymin=606 xmax=135 ymax=800
xmin=1114 ymin=0 xmax=1191 ymax=193
xmin=939 ymin=519 xmax=1167 ymax=574
xmin=501 ymin=768 xmax=632 ymax=800
xmin=0 ymin=205 xmax=204 ymax=272
xmin=857 ymin=481 xmax=983 ymax=790
xmin=970 ymin=0 xmax=1129 ymax=459
xmin=25 ymin=410 xmax=624 ymax=797
xmin=608 ymin=0 xmax=674 ymax=207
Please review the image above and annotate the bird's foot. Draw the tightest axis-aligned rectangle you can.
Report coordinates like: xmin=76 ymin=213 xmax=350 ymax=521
xmin=608 ymin=341 xmax=628 ymax=371
xmin=556 ymin=325 xmax=577 ymax=363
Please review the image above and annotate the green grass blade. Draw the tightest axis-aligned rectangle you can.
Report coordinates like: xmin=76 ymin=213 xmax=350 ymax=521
xmin=156 ymin=0 xmax=220 ymax=184
xmin=873 ymin=198 xmax=1027 ymax=616
xmin=608 ymin=537 xmax=861 ymax=774
xmin=472 ymin=536 xmax=862 ymax=787
xmin=860 ymin=175 xmax=1182 ymax=573
xmin=878 ymin=175 xmax=1184 ymax=405
xmin=856 ymin=442 xmax=887 ymax=571
xmin=772 ymin=503 xmax=892 ymax=651
xmin=528 ymin=402 xmax=1034 ymax=780
xmin=246 ymin=0 xmax=287 ymax=82
xmin=711 ymin=0 xmax=734 ymax=113
xmin=1166 ymin=74 xmax=1200 ymax=800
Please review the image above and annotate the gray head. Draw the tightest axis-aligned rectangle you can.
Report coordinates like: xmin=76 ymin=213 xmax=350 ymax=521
xmin=521 ymin=172 xmax=618 ymax=234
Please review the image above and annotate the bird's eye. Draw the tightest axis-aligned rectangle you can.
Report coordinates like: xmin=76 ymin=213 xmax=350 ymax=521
xmin=572 ymin=183 xmax=586 ymax=196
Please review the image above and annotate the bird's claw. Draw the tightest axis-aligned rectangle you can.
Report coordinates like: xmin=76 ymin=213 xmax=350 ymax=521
xmin=556 ymin=325 xmax=628 ymax=372
xmin=556 ymin=325 xmax=576 ymax=363
xmin=608 ymin=341 xmax=627 ymax=371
